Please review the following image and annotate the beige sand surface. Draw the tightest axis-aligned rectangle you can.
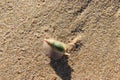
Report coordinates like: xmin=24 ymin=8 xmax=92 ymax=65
xmin=0 ymin=0 xmax=120 ymax=80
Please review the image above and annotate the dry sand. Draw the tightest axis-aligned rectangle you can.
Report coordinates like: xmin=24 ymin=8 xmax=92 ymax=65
xmin=0 ymin=0 xmax=120 ymax=80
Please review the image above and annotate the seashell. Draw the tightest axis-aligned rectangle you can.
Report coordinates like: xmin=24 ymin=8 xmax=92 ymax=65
xmin=43 ymin=35 xmax=83 ymax=60
xmin=43 ymin=38 xmax=68 ymax=60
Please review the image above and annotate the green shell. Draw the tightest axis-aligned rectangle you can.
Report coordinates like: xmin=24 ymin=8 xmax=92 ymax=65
xmin=52 ymin=42 xmax=65 ymax=52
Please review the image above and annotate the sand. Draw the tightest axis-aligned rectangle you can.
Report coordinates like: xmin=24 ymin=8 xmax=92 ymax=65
xmin=0 ymin=0 xmax=120 ymax=80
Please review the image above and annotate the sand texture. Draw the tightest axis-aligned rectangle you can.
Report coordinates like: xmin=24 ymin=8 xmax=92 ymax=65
xmin=0 ymin=0 xmax=120 ymax=80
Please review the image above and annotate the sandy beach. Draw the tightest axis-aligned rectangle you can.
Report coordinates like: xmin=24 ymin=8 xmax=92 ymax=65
xmin=0 ymin=0 xmax=120 ymax=80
